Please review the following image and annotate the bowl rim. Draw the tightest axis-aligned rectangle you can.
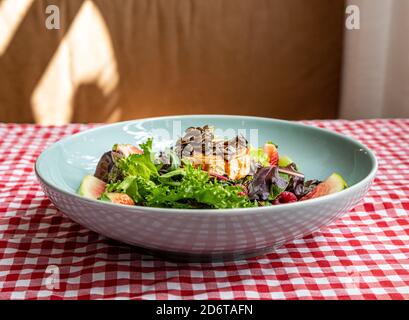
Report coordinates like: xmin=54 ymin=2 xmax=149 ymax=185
xmin=35 ymin=114 xmax=378 ymax=215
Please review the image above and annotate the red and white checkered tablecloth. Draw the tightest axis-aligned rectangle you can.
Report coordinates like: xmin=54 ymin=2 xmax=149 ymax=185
xmin=0 ymin=119 xmax=408 ymax=300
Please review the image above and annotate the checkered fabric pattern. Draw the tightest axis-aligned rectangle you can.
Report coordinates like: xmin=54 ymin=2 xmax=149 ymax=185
xmin=0 ymin=119 xmax=408 ymax=300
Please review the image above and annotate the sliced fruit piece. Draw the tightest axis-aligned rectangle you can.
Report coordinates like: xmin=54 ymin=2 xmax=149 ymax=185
xmin=263 ymin=143 xmax=278 ymax=166
xmin=78 ymin=175 xmax=106 ymax=199
xmin=103 ymin=193 xmax=135 ymax=206
xmin=112 ymin=144 xmax=143 ymax=157
xmin=278 ymin=155 xmax=293 ymax=167
xmin=300 ymin=173 xmax=347 ymax=201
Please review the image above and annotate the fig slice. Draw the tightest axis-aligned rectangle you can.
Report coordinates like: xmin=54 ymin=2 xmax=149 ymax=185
xmin=78 ymin=175 xmax=106 ymax=199
xmin=300 ymin=173 xmax=347 ymax=201
xmin=112 ymin=144 xmax=143 ymax=157
xmin=94 ymin=151 xmax=116 ymax=182
xmin=94 ymin=144 xmax=142 ymax=182
xmin=103 ymin=193 xmax=135 ymax=206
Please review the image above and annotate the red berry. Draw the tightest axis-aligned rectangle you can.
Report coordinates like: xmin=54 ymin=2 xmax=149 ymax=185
xmin=273 ymin=191 xmax=297 ymax=204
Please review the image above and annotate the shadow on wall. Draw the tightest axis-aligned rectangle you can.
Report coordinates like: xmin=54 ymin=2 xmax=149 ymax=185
xmin=0 ymin=0 xmax=345 ymax=124
xmin=0 ymin=0 xmax=84 ymax=123
xmin=71 ymin=82 xmax=119 ymax=123
xmin=0 ymin=0 xmax=120 ymax=124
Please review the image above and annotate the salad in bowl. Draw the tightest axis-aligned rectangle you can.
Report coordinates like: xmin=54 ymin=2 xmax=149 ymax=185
xmin=78 ymin=125 xmax=347 ymax=209
xmin=36 ymin=115 xmax=376 ymax=259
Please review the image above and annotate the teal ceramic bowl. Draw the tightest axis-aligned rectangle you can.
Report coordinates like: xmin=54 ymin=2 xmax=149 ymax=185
xmin=35 ymin=115 xmax=377 ymax=261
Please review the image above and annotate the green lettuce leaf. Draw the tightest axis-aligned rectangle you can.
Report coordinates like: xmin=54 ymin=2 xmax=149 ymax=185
xmin=146 ymin=164 xmax=256 ymax=209
xmin=249 ymin=145 xmax=269 ymax=166
xmin=105 ymin=138 xmax=257 ymax=209
xmin=117 ymin=138 xmax=158 ymax=180
xmin=106 ymin=175 xmax=157 ymax=203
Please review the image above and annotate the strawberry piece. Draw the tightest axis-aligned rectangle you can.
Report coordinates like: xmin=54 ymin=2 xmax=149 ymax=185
xmin=264 ymin=143 xmax=278 ymax=166
xmin=273 ymin=191 xmax=297 ymax=204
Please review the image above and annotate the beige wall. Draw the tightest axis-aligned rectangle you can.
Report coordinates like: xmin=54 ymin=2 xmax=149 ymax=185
xmin=341 ymin=0 xmax=409 ymax=119
xmin=0 ymin=0 xmax=345 ymax=124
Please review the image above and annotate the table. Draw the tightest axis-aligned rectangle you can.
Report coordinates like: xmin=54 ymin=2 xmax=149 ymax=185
xmin=0 ymin=119 xmax=408 ymax=299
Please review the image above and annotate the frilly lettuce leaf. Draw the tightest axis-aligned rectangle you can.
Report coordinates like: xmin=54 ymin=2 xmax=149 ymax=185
xmin=117 ymin=138 xmax=158 ymax=180
xmin=145 ymin=164 xmax=255 ymax=209
xmin=107 ymin=162 xmax=256 ymax=209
